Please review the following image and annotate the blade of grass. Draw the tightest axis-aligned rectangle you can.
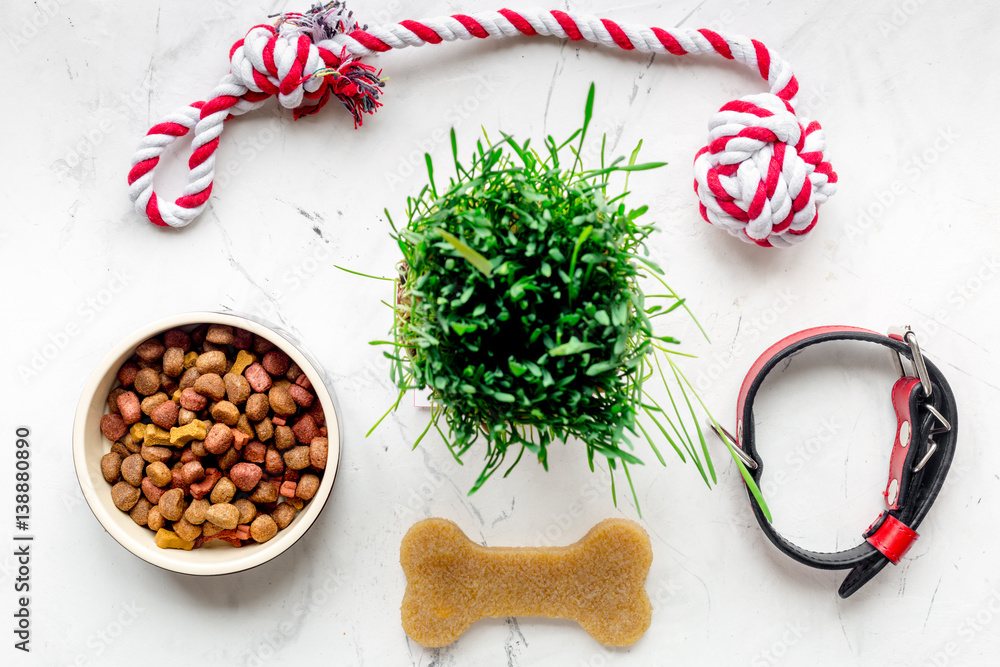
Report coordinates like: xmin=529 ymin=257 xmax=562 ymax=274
xmin=666 ymin=356 xmax=717 ymax=484
xmin=675 ymin=364 xmax=773 ymax=522
xmin=334 ymin=265 xmax=394 ymax=281
xmin=437 ymin=229 xmax=493 ymax=278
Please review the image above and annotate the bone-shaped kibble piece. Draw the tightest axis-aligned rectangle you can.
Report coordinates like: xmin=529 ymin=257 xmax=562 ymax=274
xmin=400 ymin=518 xmax=653 ymax=647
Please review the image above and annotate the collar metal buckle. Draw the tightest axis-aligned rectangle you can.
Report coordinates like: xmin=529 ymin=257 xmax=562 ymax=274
xmin=887 ymin=327 xmax=951 ymax=472
xmin=710 ymin=423 xmax=759 ymax=470
xmin=888 ymin=325 xmax=932 ymax=397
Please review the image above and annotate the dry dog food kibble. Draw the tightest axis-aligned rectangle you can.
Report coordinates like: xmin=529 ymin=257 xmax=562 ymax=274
xmin=121 ymin=454 xmax=145 ymax=487
xmin=111 ymin=481 xmax=141 ymax=511
xmin=250 ymin=514 xmax=278 ymax=543
xmin=97 ymin=325 xmax=329 ymax=549
xmin=101 ymin=452 xmax=122 ymax=483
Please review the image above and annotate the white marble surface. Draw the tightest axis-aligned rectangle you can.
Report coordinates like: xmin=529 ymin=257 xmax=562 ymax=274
xmin=4 ymin=0 xmax=1000 ymax=664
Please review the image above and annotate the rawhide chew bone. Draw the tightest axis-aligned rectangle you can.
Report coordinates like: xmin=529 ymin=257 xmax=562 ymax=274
xmin=399 ymin=518 xmax=653 ymax=647
xmin=128 ymin=2 xmax=836 ymax=247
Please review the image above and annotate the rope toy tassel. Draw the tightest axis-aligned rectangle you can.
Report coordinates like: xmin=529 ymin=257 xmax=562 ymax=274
xmin=128 ymin=3 xmax=837 ymax=246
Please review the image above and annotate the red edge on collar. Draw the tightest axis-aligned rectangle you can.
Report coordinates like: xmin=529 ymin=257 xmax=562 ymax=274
xmin=736 ymin=326 xmax=882 ymax=443
xmin=885 ymin=377 xmax=922 ymax=510
xmin=865 ymin=514 xmax=919 ymax=564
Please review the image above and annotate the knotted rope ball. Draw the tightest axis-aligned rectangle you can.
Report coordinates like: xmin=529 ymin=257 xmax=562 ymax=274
xmin=694 ymin=94 xmax=837 ymax=247
xmin=128 ymin=2 xmax=837 ymax=247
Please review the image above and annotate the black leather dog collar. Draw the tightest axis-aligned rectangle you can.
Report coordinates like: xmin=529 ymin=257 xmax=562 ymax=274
xmin=728 ymin=326 xmax=957 ymax=598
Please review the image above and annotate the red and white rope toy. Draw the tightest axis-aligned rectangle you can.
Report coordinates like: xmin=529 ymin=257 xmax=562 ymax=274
xmin=128 ymin=2 xmax=837 ymax=248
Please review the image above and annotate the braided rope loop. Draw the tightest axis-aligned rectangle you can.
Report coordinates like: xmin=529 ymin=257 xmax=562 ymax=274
xmin=129 ymin=4 xmax=836 ymax=245
xmin=128 ymin=5 xmax=384 ymax=229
